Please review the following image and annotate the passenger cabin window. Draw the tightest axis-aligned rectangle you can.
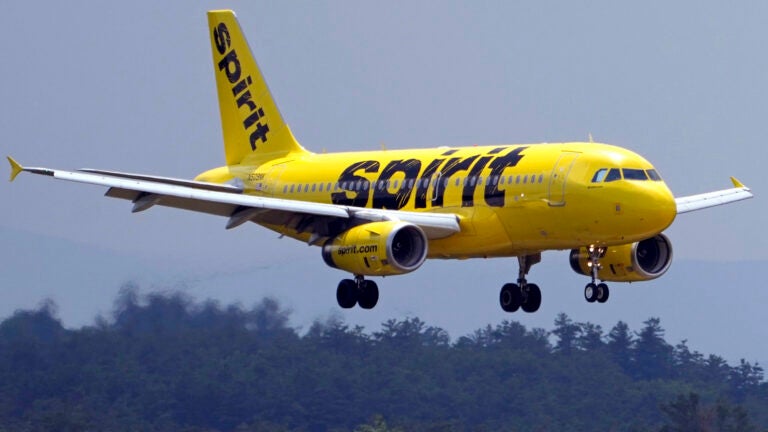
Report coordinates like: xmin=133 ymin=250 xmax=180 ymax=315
xmin=604 ymin=168 xmax=622 ymax=182
xmin=646 ymin=169 xmax=662 ymax=181
xmin=623 ymin=168 xmax=648 ymax=180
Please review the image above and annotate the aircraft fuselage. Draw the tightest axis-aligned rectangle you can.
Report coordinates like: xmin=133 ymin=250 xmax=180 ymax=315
xmin=196 ymin=142 xmax=677 ymax=258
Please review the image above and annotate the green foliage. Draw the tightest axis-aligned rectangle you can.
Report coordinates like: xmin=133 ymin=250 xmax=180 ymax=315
xmin=0 ymin=288 xmax=764 ymax=432
xmin=659 ymin=393 xmax=757 ymax=432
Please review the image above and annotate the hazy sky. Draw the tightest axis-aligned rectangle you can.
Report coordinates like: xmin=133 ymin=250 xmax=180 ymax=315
xmin=1 ymin=2 xmax=764 ymax=361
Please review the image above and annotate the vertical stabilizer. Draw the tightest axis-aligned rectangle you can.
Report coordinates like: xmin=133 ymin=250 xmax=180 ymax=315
xmin=207 ymin=10 xmax=308 ymax=165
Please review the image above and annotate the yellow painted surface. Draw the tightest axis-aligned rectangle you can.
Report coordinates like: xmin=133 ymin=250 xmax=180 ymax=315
xmin=198 ymin=10 xmax=677 ymax=260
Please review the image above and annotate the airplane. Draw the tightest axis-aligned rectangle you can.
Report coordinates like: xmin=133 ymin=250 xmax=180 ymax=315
xmin=7 ymin=10 xmax=753 ymax=313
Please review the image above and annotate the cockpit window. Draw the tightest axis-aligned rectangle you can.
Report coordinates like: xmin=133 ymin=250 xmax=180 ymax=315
xmin=604 ymin=168 xmax=622 ymax=182
xmin=646 ymin=169 xmax=662 ymax=181
xmin=591 ymin=169 xmax=608 ymax=183
xmin=623 ymin=168 xmax=648 ymax=180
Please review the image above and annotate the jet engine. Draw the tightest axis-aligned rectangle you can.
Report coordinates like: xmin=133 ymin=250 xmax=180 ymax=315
xmin=569 ymin=234 xmax=673 ymax=282
xmin=322 ymin=221 xmax=428 ymax=276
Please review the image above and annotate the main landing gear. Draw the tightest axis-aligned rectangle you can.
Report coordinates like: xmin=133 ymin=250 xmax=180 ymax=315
xmin=583 ymin=246 xmax=610 ymax=304
xmin=336 ymin=275 xmax=379 ymax=309
xmin=499 ymin=254 xmax=542 ymax=313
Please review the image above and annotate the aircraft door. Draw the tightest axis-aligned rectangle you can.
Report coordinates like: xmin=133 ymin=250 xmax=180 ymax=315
xmin=266 ymin=163 xmax=287 ymax=197
xmin=548 ymin=152 xmax=580 ymax=206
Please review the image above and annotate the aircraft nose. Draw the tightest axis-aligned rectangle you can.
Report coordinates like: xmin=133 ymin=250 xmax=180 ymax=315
xmin=642 ymin=183 xmax=677 ymax=232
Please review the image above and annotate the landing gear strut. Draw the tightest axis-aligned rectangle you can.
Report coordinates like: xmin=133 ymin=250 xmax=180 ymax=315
xmin=336 ymin=275 xmax=379 ymax=309
xmin=499 ymin=254 xmax=542 ymax=313
xmin=583 ymin=246 xmax=610 ymax=304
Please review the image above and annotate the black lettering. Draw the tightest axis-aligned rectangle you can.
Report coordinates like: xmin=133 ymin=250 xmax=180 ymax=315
xmin=484 ymin=147 xmax=527 ymax=207
xmin=248 ymin=122 xmax=270 ymax=150
xmin=232 ymin=76 xmax=253 ymax=96
xmin=218 ymin=50 xmax=241 ymax=84
xmin=236 ymin=90 xmax=258 ymax=112
xmin=462 ymin=156 xmax=492 ymax=207
xmin=432 ymin=155 xmax=479 ymax=207
xmin=243 ymin=108 xmax=264 ymax=130
xmin=372 ymin=159 xmax=421 ymax=209
xmin=214 ymin=23 xmax=230 ymax=55
xmin=332 ymin=161 xmax=380 ymax=206
xmin=414 ymin=158 xmax=444 ymax=209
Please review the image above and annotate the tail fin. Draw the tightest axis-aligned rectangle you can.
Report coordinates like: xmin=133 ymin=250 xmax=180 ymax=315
xmin=207 ymin=10 xmax=308 ymax=166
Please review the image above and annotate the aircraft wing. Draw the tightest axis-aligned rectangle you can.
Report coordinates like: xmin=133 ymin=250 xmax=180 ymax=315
xmin=7 ymin=158 xmax=461 ymax=240
xmin=675 ymin=177 xmax=753 ymax=214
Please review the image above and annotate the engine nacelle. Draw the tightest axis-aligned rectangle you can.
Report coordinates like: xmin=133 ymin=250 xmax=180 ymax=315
xmin=322 ymin=221 xmax=428 ymax=276
xmin=569 ymin=234 xmax=673 ymax=282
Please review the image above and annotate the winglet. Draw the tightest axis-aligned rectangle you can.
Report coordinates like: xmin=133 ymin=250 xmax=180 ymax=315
xmin=7 ymin=156 xmax=23 ymax=182
xmin=730 ymin=176 xmax=747 ymax=189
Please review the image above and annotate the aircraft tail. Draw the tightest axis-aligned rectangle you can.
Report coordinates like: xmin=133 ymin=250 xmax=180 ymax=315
xmin=207 ymin=10 xmax=308 ymax=166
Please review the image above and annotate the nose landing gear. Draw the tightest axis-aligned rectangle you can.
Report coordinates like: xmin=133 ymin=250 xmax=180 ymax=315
xmin=583 ymin=246 xmax=610 ymax=304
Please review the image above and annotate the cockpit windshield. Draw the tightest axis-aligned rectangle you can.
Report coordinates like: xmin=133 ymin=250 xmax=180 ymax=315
xmin=622 ymin=169 xmax=648 ymax=180
xmin=590 ymin=168 xmax=663 ymax=183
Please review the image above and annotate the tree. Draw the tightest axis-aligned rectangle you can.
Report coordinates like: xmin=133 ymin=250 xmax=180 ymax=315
xmin=576 ymin=322 xmax=604 ymax=352
xmin=634 ymin=318 xmax=673 ymax=380
xmin=354 ymin=415 xmax=403 ymax=432
xmin=607 ymin=321 xmax=634 ymax=373
xmin=659 ymin=393 xmax=701 ymax=432
xmin=552 ymin=313 xmax=580 ymax=355
xmin=659 ymin=393 xmax=757 ymax=432
xmin=729 ymin=360 xmax=764 ymax=401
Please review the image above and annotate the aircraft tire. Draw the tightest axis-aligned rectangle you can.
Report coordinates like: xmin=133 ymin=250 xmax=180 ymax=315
xmin=336 ymin=279 xmax=358 ymax=309
xmin=358 ymin=280 xmax=379 ymax=310
xmin=499 ymin=283 xmax=522 ymax=312
xmin=584 ymin=283 xmax=598 ymax=303
xmin=521 ymin=284 xmax=542 ymax=313
xmin=596 ymin=283 xmax=609 ymax=303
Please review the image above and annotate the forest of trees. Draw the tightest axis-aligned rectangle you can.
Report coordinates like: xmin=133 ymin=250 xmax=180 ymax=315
xmin=0 ymin=286 xmax=765 ymax=431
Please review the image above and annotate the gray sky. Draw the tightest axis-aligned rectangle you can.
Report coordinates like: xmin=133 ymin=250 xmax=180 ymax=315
xmin=1 ymin=2 xmax=764 ymax=361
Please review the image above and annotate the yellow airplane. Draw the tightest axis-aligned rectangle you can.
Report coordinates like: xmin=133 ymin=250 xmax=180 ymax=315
xmin=7 ymin=10 xmax=753 ymax=313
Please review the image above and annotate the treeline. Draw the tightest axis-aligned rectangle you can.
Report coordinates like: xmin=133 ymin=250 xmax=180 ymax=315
xmin=0 ymin=287 xmax=765 ymax=431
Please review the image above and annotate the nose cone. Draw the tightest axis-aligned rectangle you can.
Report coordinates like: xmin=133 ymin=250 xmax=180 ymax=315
xmin=636 ymin=182 xmax=677 ymax=235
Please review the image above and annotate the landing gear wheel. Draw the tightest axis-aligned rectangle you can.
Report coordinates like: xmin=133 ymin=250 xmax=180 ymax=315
xmin=584 ymin=283 xmax=598 ymax=303
xmin=336 ymin=279 xmax=357 ymax=309
xmin=596 ymin=283 xmax=609 ymax=303
xmin=500 ymin=283 xmax=522 ymax=312
xmin=521 ymin=283 xmax=542 ymax=313
xmin=358 ymin=280 xmax=379 ymax=310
